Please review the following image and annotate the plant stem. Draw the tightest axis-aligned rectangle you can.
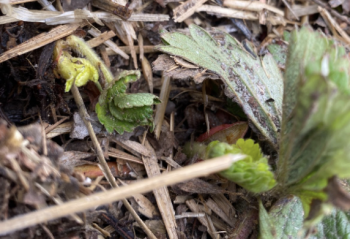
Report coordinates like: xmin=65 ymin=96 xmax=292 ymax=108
xmin=70 ymin=85 xmax=157 ymax=239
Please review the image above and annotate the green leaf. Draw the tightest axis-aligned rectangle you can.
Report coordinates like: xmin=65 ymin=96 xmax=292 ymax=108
xmin=96 ymin=102 xmax=136 ymax=134
xmin=96 ymin=70 xmax=160 ymax=134
xmin=206 ymin=139 xmax=276 ymax=193
xmin=308 ymin=209 xmax=350 ymax=239
xmin=158 ymin=24 xmax=283 ymax=148
xmin=113 ymin=93 xmax=160 ymax=109
xmin=109 ymin=104 xmax=153 ymax=123
xmin=259 ymin=196 xmax=304 ymax=239
xmin=276 ymin=27 xmax=350 ymax=220
xmin=267 ymin=41 xmax=288 ymax=68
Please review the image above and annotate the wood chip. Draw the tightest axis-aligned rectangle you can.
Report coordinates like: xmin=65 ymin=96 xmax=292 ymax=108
xmin=99 ymin=45 xmax=111 ymax=67
xmin=45 ymin=116 xmax=69 ymax=134
xmin=224 ymin=0 xmax=284 ymax=16
xmin=173 ymin=0 xmax=208 ymax=22
xmin=119 ymin=179 xmax=159 ymax=218
xmin=196 ymin=5 xmax=285 ymax=25
xmin=186 ymin=199 xmax=221 ymax=239
xmin=196 ymin=5 xmax=258 ymax=20
xmin=0 ymin=23 xmax=83 ymax=63
xmin=319 ymin=6 xmax=350 ymax=45
xmin=108 ymin=147 xmax=143 ymax=164
xmin=87 ymin=30 xmax=116 ymax=48
xmin=106 ymin=45 xmax=156 ymax=55
xmin=111 ymin=138 xmax=151 ymax=157
xmin=91 ymin=0 xmax=133 ymax=21
xmin=206 ymin=198 xmax=235 ymax=227
xmin=46 ymin=121 xmax=73 ymax=139
xmin=88 ymin=28 xmax=129 ymax=59
xmin=142 ymin=139 xmax=178 ymax=239
xmin=286 ymin=4 xmax=318 ymax=18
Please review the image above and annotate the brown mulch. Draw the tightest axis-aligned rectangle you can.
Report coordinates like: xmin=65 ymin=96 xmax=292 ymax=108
xmin=0 ymin=0 xmax=349 ymax=238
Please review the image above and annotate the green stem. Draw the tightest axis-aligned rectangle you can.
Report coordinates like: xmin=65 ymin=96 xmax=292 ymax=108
xmin=95 ymin=81 xmax=103 ymax=93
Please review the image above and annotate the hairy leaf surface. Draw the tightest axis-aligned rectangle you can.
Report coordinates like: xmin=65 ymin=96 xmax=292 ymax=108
xmin=309 ymin=209 xmax=350 ymax=239
xmin=158 ymin=25 xmax=283 ymax=148
xmin=96 ymin=71 xmax=160 ymax=134
xmin=259 ymin=196 xmax=303 ymax=239
xmin=277 ymin=28 xmax=350 ymax=218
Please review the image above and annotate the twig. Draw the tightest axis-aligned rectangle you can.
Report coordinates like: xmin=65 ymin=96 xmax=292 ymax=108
xmin=310 ymin=0 xmax=350 ymax=24
xmin=70 ymin=85 xmax=157 ymax=239
xmin=0 ymin=154 xmax=245 ymax=235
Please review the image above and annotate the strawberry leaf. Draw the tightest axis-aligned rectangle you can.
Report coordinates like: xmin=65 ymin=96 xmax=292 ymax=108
xmin=259 ymin=196 xmax=304 ymax=238
xmin=206 ymin=139 xmax=276 ymax=193
xmin=96 ymin=70 xmax=160 ymax=134
xmin=158 ymin=24 xmax=283 ymax=148
xmin=309 ymin=209 xmax=350 ymax=239
xmin=277 ymin=28 xmax=350 ymax=220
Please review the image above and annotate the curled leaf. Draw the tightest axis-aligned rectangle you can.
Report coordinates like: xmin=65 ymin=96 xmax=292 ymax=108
xmin=96 ymin=71 xmax=160 ymax=134
xmin=53 ymin=42 xmax=99 ymax=92
xmin=206 ymin=139 xmax=276 ymax=193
